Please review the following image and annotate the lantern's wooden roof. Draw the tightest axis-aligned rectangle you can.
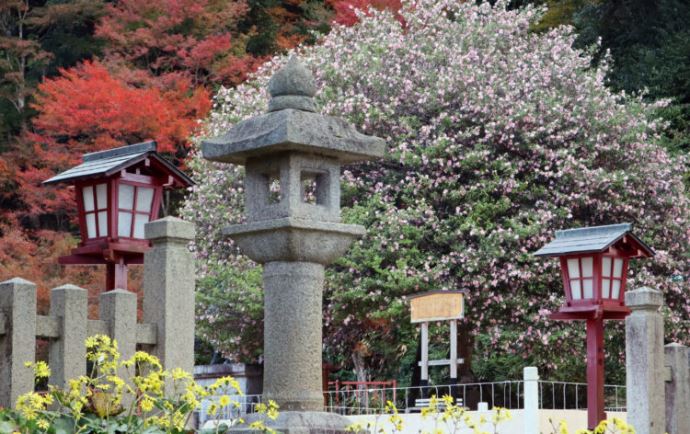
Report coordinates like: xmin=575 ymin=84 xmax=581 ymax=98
xmin=43 ymin=141 xmax=193 ymax=187
xmin=534 ymin=223 xmax=654 ymax=258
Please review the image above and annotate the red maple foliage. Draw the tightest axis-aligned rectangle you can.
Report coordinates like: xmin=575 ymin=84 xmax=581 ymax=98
xmin=96 ymin=0 xmax=262 ymax=86
xmin=17 ymin=60 xmax=209 ymax=219
xmin=328 ymin=0 xmax=403 ymax=26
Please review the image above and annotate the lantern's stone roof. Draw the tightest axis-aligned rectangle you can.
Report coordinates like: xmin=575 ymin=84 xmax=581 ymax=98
xmin=534 ymin=223 xmax=654 ymax=257
xmin=43 ymin=141 xmax=193 ymax=186
xmin=201 ymin=57 xmax=385 ymax=165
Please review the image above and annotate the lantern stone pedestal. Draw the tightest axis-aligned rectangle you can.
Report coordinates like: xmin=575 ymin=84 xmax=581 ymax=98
xmin=203 ymin=57 xmax=384 ymax=432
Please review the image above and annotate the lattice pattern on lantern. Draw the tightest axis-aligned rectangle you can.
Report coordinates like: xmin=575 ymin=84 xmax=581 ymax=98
xmin=535 ymin=222 xmax=654 ymax=314
xmin=43 ymin=141 xmax=193 ymax=291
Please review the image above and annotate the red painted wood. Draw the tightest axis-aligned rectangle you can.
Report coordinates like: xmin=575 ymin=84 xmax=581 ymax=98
xmin=75 ymin=184 xmax=87 ymax=244
xmin=105 ymin=259 xmax=128 ymax=291
xmin=586 ymin=317 xmax=606 ymax=429
xmin=559 ymin=257 xmax=572 ymax=306
xmin=593 ymin=253 xmax=602 ymax=303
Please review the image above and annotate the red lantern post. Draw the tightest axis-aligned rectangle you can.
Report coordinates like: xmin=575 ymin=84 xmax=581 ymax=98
xmin=43 ymin=141 xmax=193 ymax=291
xmin=535 ymin=223 xmax=654 ymax=429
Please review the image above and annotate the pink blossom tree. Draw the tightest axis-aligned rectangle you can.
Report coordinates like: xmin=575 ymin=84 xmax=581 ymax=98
xmin=183 ymin=0 xmax=690 ymax=382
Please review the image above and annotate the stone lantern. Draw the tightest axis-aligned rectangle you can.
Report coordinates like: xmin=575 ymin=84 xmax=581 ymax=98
xmin=202 ymin=57 xmax=384 ymax=430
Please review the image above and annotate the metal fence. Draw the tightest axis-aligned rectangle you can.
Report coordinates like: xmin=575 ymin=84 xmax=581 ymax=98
xmin=537 ymin=380 xmax=626 ymax=412
xmin=196 ymin=379 xmax=627 ymax=427
xmin=197 ymin=393 xmax=264 ymax=427
xmin=324 ymin=381 xmax=523 ymax=415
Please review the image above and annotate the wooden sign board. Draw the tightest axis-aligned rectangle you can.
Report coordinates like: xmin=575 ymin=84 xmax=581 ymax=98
xmin=409 ymin=291 xmax=464 ymax=323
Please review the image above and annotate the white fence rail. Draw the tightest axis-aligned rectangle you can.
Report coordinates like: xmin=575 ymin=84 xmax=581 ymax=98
xmin=195 ymin=368 xmax=626 ymax=428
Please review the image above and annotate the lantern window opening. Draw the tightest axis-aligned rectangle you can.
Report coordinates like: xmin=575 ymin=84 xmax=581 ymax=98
xmin=82 ymin=182 xmax=109 ymax=239
xmin=300 ymin=170 xmax=328 ymax=206
xmin=566 ymin=256 xmax=594 ymax=300
xmin=601 ymin=255 xmax=625 ymax=300
xmin=262 ymin=173 xmax=281 ymax=204
xmin=117 ymin=182 xmax=155 ymax=239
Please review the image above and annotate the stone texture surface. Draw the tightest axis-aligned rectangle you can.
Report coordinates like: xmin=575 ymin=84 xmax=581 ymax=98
xmin=202 ymin=108 xmax=386 ymax=165
xmin=224 ymin=218 xmax=364 ymax=264
xmin=267 ymin=57 xmax=317 ymax=114
xmin=234 ymin=411 xmax=352 ymax=434
xmin=626 ymin=286 xmax=665 ymax=310
xmin=625 ymin=287 xmax=665 ymax=434
xmin=263 ymin=262 xmax=325 ymax=411
xmin=664 ymin=343 xmax=690 ymax=434
xmin=49 ymin=284 xmax=87 ymax=388
xmin=143 ymin=217 xmax=196 ymax=377
xmin=245 ymin=154 xmax=341 ymax=223
xmin=145 ymin=215 xmax=196 ymax=241
xmin=268 ymin=57 xmax=317 ymax=98
xmin=100 ymin=289 xmax=137 ymax=406
xmin=0 ymin=278 xmax=37 ymax=407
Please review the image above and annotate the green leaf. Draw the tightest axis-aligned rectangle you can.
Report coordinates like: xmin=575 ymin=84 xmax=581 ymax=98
xmin=0 ymin=420 xmax=18 ymax=434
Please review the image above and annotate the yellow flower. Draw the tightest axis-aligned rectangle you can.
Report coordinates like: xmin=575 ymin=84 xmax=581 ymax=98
xmin=15 ymin=391 xmax=48 ymax=420
xmin=171 ymin=367 xmax=191 ymax=381
xmin=266 ymin=400 xmax=279 ymax=420
xmin=219 ymin=395 xmax=231 ymax=407
xmin=24 ymin=361 xmax=51 ymax=379
xmin=140 ymin=396 xmax=155 ymax=412
xmin=346 ymin=423 xmax=364 ymax=432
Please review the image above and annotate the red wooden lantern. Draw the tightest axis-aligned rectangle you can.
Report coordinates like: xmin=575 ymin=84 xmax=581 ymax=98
xmin=535 ymin=223 xmax=653 ymax=429
xmin=43 ymin=141 xmax=193 ymax=291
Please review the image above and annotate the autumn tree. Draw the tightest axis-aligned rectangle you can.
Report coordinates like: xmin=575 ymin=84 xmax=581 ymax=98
xmin=0 ymin=0 xmax=104 ymax=145
xmin=18 ymin=60 xmax=210 ymax=225
xmin=95 ymin=0 xmax=260 ymax=87
xmin=0 ymin=0 xmax=51 ymax=139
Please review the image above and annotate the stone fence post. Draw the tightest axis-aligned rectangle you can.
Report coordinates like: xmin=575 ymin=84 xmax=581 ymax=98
xmin=664 ymin=343 xmax=690 ymax=434
xmin=49 ymin=284 xmax=87 ymax=388
xmin=100 ymin=288 xmax=137 ymax=406
xmin=143 ymin=217 xmax=196 ymax=374
xmin=0 ymin=278 xmax=37 ymax=407
xmin=625 ymin=287 xmax=665 ymax=434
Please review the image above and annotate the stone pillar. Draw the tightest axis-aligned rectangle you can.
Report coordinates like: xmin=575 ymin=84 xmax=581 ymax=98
xmin=143 ymin=217 xmax=196 ymax=374
xmin=0 ymin=278 xmax=37 ymax=407
xmin=100 ymin=289 xmax=137 ymax=405
xmin=49 ymin=284 xmax=87 ymax=388
xmin=625 ymin=287 xmax=665 ymax=434
xmin=664 ymin=343 xmax=690 ymax=434
xmin=263 ymin=262 xmax=324 ymax=411
xmin=523 ymin=366 xmax=539 ymax=434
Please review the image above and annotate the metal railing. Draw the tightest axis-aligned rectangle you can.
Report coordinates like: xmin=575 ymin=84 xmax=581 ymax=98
xmin=197 ymin=393 xmax=264 ymax=427
xmin=195 ymin=379 xmax=627 ymax=426
xmin=324 ymin=381 xmax=524 ymax=415
xmin=537 ymin=380 xmax=626 ymax=412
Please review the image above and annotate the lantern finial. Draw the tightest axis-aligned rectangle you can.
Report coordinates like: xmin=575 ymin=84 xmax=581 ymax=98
xmin=267 ymin=56 xmax=317 ymax=113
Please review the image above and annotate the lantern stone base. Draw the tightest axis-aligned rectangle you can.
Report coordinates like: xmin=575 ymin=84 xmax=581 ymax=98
xmin=228 ymin=411 xmax=352 ymax=434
